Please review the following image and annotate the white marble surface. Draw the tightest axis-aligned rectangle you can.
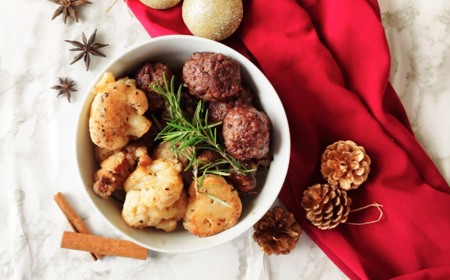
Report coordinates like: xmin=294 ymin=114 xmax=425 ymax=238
xmin=1 ymin=0 xmax=449 ymax=279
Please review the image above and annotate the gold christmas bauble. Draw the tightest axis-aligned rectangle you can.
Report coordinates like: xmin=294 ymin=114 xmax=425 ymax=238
xmin=182 ymin=0 xmax=243 ymax=41
xmin=140 ymin=0 xmax=182 ymax=10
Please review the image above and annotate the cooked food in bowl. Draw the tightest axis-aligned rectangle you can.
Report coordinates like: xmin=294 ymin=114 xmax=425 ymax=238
xmin=76 ymin=35 xmax=290 ymax=252
xmin=89 ymin=51 xmax=273 ymax=237
xmin=89 ymin=73 xmax=151 ymax=151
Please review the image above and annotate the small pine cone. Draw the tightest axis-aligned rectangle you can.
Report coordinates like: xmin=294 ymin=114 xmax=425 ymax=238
xmin=321 ymin=140 xmax=371 ymax=190
xmin=253 ymin=206 xmax=302 ymax=255
xmin=301 ymin=184 xmax=352 ymax=230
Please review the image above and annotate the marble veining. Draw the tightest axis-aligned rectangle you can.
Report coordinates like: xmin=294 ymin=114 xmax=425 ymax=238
xmin=1 ymin=0 xmax=449 ymax=279
xmin=380 ymin=0 xmax=450 ymax=183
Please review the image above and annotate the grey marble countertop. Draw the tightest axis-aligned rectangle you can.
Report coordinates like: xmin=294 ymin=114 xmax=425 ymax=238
xmin=1 ymin=0 xmax=449 ymax=279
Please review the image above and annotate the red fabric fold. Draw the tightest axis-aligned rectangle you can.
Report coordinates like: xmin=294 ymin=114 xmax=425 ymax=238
xmin=126 ymin=0 xmax=450 ymax=278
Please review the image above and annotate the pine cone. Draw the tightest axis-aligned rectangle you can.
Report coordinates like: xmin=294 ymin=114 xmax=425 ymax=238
xmin=253 ymin=206 xmax=302 ymax=255
xmin=321 ymin=140 xmax=371 ymax=190
xmin=301 ymin=184 xmax=352 ymax=230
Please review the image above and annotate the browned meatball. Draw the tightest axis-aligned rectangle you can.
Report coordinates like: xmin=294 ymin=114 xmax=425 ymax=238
xmin=135 ymin=62 xmax=173 ymax=111
xmin=197 ymin=150 xmax=221 ymax=164
xmin=228 ymin=161 xmax=257 ymax=193
xmin=182 ymin=52 xmax=242 ymax=102
xmin=160 ymin=91 xmax=197 ymax=125
xmin=208 ymin=102 xmax=233 ymax=123
xmin=233 ymin=87 xmax=254 ymax=107
xmin=180 ymin=91 xmax=197 ymax=120
xmin=222 ymin=107 xmax=271 ymax=161
xmin=207 ymin=87 xmax=254 ymax=123
xmin=229 ymin=171 xmax=257 ymax=193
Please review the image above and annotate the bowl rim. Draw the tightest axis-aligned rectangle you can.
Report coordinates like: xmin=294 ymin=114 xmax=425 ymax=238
xmin=75 ymin=34 xmax=291 ymax=253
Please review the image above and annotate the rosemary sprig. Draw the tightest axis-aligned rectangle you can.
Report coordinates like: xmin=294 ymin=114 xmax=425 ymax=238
xmin=150 ymin=75 xmax=253 ymax=207
xmin=150 ymin=75 xmax=251 ymax=175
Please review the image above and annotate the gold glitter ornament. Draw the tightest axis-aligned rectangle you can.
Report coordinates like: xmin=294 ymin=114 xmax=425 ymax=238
xmin=182 ymin=0 xmax=243 ymax=41
xmin=140 ymin=0 xmax=181 ymax=10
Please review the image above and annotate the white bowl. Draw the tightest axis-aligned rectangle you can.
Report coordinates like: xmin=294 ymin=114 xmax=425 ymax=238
xmin=76 ymin=35 xmax=291 ymax=253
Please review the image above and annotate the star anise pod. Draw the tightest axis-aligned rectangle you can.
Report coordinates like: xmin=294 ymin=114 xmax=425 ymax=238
xmin=51 ymin=77 xmax=77 ymax=103
xmin=65 ymin=29 xmax=108 ymax=71
xmin=50 ymin=0 xmax=92 ymax=24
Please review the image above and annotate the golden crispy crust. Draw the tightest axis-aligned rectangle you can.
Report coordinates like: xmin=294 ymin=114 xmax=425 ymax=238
xmin=124 ymin=157 xmax=184 ymax=210
xmin=183 ymin=174 xmax=242 ymax=237
xmin=89 ymin=72 xmax=151 ymax=150
xmin=122 ymin=189 xmax=188 ymax=232
xmin=93 ymin=152 xmax=130 ymax=199
xmin=92 ymin=144 xmax=148 ymax=199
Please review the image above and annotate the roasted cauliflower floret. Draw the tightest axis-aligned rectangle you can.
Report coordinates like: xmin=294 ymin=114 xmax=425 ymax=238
xmin=94 ymin=145 xmax=116 ymax=164
xmin=93 ymin=152 xmax=130 ymax=199
xmin=94 ymin=142 xmax=148 ymax=164
xmin=124 ymin=157 xmax=184 ymax=210
xmin=183 ymin=174 xmax=242 ymax=237
xmin=152 ymin=141 xmax=191 ymax=172
xmin=93 ymin=144 xmax=148 ymax=199
xmin=122 ymin=189 xmax=188 ymax=232
xmin=89 ymin=72 xmax=152 ymax=150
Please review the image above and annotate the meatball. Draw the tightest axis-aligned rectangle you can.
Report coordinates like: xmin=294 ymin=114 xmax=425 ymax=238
xmin=182 ymin=52 xmax=242 ymax=102
xmin=208 ymin=102 xmax=233 ymax=123
xmin=180 ymin=91 xmax=197 ymax=120
xmin=207 ymin=87 xmax=254 ymax=123
xmin=229 ymin=171 xmax=257 ymax=193
xmin=222 ymin=107 xmax=271 ymax=161
xmin=135 ymin=62 xmax=173 ymax=111
xmin=233 ymin=87 xmax=254 ymax=107
xmin=197 ymin=150 xmax=221 ymax=164
xmin=228 ymin=161 xmax=257 ymax=193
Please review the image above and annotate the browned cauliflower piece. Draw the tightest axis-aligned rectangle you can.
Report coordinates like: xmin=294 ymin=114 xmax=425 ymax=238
xmin=94 ymin=142 xmax=148 ymax=164
xmin=124 ymin=156 xmax=184 ymax=210
xmin=183 ymin=174 xmax=242 ymax=237
xmin=152 ymin=141 xmax=191 ymax=171
xmin=93 ymin=152 xmax=130 ymax=199
xmin=89 ymin=72 xmax=152 ymax=150
xmin=94 ymin=145 xmax=116 ymax=164
xmin=93 ymin=144 xmax=148 ymax=199
xmin=122 ymin=189 xmax=188 ymax=232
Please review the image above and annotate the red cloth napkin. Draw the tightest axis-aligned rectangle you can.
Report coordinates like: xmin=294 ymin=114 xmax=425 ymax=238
xmin=126 ymin=0 xmax=450 ymax=278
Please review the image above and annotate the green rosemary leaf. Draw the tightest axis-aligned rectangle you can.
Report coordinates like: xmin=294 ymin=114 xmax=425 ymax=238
xmin=205 ymin=170 xmax=231 ymax=177
xmin=166 ymin=122 xmax=193 ymax=131
xmin=151 ymin=74 xmax=254 ymax=195
xmin=204 ymin=193 xmax=231 ymax=208
xmin=178 ymin=137 xmax=202 ymax=150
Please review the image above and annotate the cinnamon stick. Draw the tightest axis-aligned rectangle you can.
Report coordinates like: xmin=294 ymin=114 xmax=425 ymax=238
xmin=61 ymin=231 xmax=148 ymax=260
xmin=53 ymin=192 xmax=103 ymax=260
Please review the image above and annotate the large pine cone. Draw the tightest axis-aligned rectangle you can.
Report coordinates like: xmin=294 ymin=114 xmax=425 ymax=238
xmin=253 ymin=206 xmax=302 ymax=255
xmin=321 ymin=140 xmax=371 ymax=190
xmin=301 ymin=184 xmax=352 ymax=230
